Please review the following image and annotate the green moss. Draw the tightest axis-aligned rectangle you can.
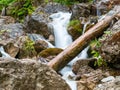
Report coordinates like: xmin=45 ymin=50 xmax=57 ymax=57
xmin=38 ymin=48 xmax=63 ymax=58
xmin=23 ymin=36 xmax=35 ymax=51
xmin=68 ymin=20 xmax=82 ymax=33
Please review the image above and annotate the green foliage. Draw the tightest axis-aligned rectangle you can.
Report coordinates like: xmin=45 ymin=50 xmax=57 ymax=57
xmin=10 ymin=0 xmax=35 ymax=21
xmin=91 ymin=50 xmax=107 ymax=67
xmin=53 ymin=0 xmax=79 ymax=5
xmin=90 ymin=38 xmax=101 ymax=48
xmin=23 ymin=36 xmax=35 ymax=52
xmin=0 ymin=0 xmax=15 ymax=11
xmin=53 ymin=0 xmax=93 ymax=5
xmin=69 ymin=20 xmax=80 ymax=26
xmin=104 ymin=30 xmax=112 ymax=35
xmin=68 ymin=20 xmax=82 ymax=33
xmin=0 ymin=0 xmax=14 ymax=7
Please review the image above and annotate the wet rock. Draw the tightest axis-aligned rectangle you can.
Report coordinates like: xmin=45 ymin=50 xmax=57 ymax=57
xmin=48 ymin=34 xmax=55 ymax=45
xmin=4 ymin=42 xmax=19 ymax=58
xmin=94 ymin=76 xmax=120 ymax=90
xmin=15 ymin=36 xmax=37 ymax=59
xmin=0 ymin=58 xmax=70 ymax=90
xmin=99 ymin=20 xmax=120 ymax=69
xmin=24 ymin=12 xmax=50 ymax=39
xmin=71 ymin=3 xmax=91 ymax=19
xmin=68 ymin=20 xmax=83 ymax=40
xmin=72 ymin=58 xmax=96 ymax=75
xmin=38 ymin=48 xmax=63 ymax=61
xmin=34 ymin=40 xmax=48 ymax=53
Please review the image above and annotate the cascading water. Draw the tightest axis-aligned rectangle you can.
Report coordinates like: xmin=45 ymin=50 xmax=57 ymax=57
xmin=49 ymin=12 xmax=77 ymax=90
xmin=0 ymin=46 xmax=11 ymax=57
xmin=49 ymin=12 xmax=73 ymax=49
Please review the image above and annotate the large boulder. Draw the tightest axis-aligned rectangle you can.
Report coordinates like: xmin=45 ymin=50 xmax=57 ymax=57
xmin=99 ymin=20 xmax=120 ymax=69
xmin=0 ymin=23 xmax=24 ymax=42
xmin=0 ymin=58 xmax=70 ymax=90
xmin=24 ymin=12 xmax=50 ymax=39
xmin=71 ymin=3 xmax=91 ymax=19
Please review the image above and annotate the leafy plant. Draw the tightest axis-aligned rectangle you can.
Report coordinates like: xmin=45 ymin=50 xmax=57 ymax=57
xmin=53 ymin=0 xmax=93 ymax=5
xmin=104 ymin=30 xmax=112 ymax=35
xmin=90 ymin=38 xmax=101 ymax=48
xmin=9 ymin=0 xmax=35 ymax=21
xmin=23 ymin=36 xmax=35 ymax=52
xmin=91 ymin=50 xmax=107 ymax=67
xmin=0 ymin=0 xmax=15 ymax=11
xmin=53 ymin=0 xmax=79 ymax=5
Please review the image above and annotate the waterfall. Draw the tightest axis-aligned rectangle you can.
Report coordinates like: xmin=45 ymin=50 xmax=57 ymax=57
xmin=49 ymin=12 xmax=77 ymax=90
xmin=49 ymin=11 xmax=90 ymax=90
xmin=49 ymin=12 xmax=73 ymax=49
xmin=0 ymin=46 xmax=11 ymax=57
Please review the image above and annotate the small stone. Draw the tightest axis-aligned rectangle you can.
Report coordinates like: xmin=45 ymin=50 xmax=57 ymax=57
xmin=101 ymin=76 xmax=115 ymax=82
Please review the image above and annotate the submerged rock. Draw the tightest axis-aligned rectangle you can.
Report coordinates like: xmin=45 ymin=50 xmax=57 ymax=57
xmin=0 ymin=58 xmax=70 ymax=90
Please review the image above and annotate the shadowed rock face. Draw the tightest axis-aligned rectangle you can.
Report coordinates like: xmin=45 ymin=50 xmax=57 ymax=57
xmin=0 ymin=58 xmax=70 ymax=90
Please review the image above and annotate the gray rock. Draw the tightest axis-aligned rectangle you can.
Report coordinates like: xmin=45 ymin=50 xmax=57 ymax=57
xmin=0 ymin=23 xmax=24 ymax=40
xmin=24 ymin=11 xmax=51 ymax=39
xmin=101 ymin=76 xmax=115 ymax=82
xmin=94 ymin=76 xmax=120 ymax=90
xmin=0 ymin=58 xmax=70 ymax=90
xmin=71 ymin=3 xmax=91 ymax=19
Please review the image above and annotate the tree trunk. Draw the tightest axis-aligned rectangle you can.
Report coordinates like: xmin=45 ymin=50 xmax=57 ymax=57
xmin=48 ymin=6 xmax=120 ymax=71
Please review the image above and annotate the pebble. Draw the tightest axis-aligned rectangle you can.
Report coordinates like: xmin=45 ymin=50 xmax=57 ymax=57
xmin=101 ymin=76 xmax=115 ymax=83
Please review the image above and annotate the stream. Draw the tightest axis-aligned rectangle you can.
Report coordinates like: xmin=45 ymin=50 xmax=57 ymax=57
xmin=49 ymin=12 xmax=89 ymax=90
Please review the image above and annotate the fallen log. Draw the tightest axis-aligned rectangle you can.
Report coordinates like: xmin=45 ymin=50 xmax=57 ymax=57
xmin=48 ymin=6 xmax=120 ymax=71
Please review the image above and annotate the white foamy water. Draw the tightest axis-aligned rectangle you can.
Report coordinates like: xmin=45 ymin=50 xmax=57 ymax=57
xmin=49 ymin=12 xmax=77 ymax=90
xmin=0 ymin=46 xmax=11 ymax=57
xmin=49 ymin=12 xmax=73 ymax=49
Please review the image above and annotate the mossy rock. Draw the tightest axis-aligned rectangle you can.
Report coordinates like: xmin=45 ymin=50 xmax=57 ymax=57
xmin=38 ymin=48 xmax=63 ymax=58
xmin=68 ymin=20 xmax=83 ymax=40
